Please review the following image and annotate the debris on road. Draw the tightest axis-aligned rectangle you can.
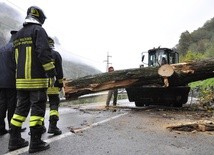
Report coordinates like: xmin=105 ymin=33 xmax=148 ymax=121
xmin=167 ymin=120 xmax=214 ymax=132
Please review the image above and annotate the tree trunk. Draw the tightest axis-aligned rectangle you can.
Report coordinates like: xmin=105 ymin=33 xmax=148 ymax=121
xmin=64 ymin=58 xmax=214 ymax=100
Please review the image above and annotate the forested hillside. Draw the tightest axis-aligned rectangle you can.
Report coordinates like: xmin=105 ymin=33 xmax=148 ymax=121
xmin=62 ymin=60 xmax=101 ymax=79
xmin=0 ymin=2 xmax=101 ymax=79
xmin=177 ymin=17 xmax=214 ymax=59
xmin=176 ymin=17 xmax=214 ymax=106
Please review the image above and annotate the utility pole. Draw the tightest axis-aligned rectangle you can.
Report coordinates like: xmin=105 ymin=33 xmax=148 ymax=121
xmin=103 ymin=52 xmax=112 ymax=72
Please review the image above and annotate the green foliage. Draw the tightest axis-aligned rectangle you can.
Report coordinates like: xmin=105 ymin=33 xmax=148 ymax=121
xmin=177 ymin=31 xmax=192 ymax=55
xmin=189 ymin=78 xmax=214 ymax=107
xmin=189 ymin=78 xmax=214 ymax=89
xmin=177 ymin=17 xmax=214 ymax=57
xmin=177 ymin=17 xmax=214 ymax=106
xmin=191 ymin=29 xmax=212 ymax=43
xmin=180 ymin=50 xmax=204 ymax=62
xmin=204 ymin=44 xmax=214 ymax=58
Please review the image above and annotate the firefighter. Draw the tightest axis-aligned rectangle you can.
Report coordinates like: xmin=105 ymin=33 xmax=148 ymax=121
xmin=106 ymin=66 xmax=118 ymax=107
xmin=0 ymin=31 xmax=18 ymax=135
xmin=0 ymin=31 xmax=26 ymax=136
xmin=47 ymin=37 xmax=64 ymax=135
xmin=8 ymin=6 xmax=56 ymax=153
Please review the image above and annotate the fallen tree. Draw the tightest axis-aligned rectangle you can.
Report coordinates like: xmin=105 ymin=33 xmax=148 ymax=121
xmin=64 ymin=58 xmax=214 ymax=100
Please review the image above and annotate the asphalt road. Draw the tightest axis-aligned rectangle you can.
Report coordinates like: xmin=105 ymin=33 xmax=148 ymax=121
xmin=1 ymin=99 xmax=214 ymax=155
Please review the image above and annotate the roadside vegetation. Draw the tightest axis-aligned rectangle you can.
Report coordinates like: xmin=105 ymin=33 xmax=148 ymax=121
xmin=177 ymin=17 xmax=214 ymax=108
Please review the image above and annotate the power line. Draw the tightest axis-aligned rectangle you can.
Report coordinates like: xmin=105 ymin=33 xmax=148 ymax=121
xmin=103 ymin=52 xmax=112 ymax=71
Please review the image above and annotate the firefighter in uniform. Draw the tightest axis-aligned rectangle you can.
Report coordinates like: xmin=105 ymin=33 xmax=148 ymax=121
xmin=47 ymin=37 xmax=64 ymax=135
xmin=8 ymin=6 xmax=56 ymax=153
xmin=0 ymin=31 xmax=17 ymax=135
xmin=0 ymin=31 xmax=26 ymax=136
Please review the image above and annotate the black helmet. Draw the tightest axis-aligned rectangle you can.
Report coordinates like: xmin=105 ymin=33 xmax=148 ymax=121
xmin=48 ymin=37 xmax=55 ymax=48
xmin=26 ymin=6 xmax=46 ymax=24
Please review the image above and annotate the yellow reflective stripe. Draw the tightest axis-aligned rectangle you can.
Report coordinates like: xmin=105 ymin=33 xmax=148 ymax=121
xmin=16 ymin=78 xmax=49 ymax=89
xmin=15 ymin=48 xmax=18 ymax=64
xmin=10 ymin=114 xmax=26 ymax=127
xmin=30 ymin=116 xmax=44 ymax=127
xmin=30 ymin=116 xmax=44 ymax=122
xmin=17 ymin=83 xmax=49 ymax=89
xmin=11 ymin=119 xmax=22 ymax=127
xmin=25 ymin=47 xmax=32 ymax=79
xmin=47 ymin=87 xmax=60 ymax=94
xmin=30 ymin=121 xmax=43 ymax=127
xmin=16 ymin=78 xmax=49 ymax=83
xmin=13 ymin=114 xmax=26 ymax=121
xmin=49 ymin=78 xmax=54 ymax=86
xmin=50 ymin=110 xmax=59 ymax=117
xmin=43 ymin=61 xmax=55 ymax=71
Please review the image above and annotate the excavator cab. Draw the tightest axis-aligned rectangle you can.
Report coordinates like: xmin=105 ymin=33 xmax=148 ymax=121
xmin=145 ymin=48 xmax=179 ymax=67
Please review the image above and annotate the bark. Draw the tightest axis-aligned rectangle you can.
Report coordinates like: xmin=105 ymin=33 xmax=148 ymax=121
xmin=64 ymin=58 xmax=214 ymax=100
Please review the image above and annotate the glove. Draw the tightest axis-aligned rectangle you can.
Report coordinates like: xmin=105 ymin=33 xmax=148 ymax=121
xmin=46 ymin=69 xmax=57 ymax=78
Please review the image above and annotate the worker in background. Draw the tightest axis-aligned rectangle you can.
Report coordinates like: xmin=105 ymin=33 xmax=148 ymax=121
xmin=8 ymin=6 xmax=56 ymax=153
xmin=47 ymin=37 xmax=64 ymax=135
xmin=106 ymin=66 xmax=118 ymax=107
xmin=161 ymin=57 xmax=167 ymax=65
xmin=0 ymin=31 xmax=26 ymax=136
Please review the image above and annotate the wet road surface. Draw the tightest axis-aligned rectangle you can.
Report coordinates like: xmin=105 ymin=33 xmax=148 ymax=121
xmin=1 ymin=99 xmax=214 ymax=155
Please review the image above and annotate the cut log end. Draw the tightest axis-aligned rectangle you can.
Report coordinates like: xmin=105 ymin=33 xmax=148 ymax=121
xmin=158 ymin=64 xmax=174 ymax=77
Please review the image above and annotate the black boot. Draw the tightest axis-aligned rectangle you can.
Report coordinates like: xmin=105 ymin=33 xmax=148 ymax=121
xmin=48 ymin=116 xmax=62 ymax=135
xmin=9 ymin=127 xmax=27 ymax=133
xmin=28 ymin=125 xmax=46 ymax=135
xmin=29 ymin=126 xmax=50 ymax=153
xmin=8 ymin=126 xmax=29 ymax=151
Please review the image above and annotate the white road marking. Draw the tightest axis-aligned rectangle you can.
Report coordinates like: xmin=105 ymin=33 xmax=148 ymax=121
xmin=4 ymin=112 xmax=128 ymax=155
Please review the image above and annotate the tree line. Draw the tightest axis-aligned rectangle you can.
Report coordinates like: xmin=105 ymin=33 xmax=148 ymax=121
xmin=176 ymin=17 xmax=214 ymax=106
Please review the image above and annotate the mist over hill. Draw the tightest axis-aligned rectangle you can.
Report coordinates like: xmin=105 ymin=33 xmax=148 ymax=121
xmin=0 ymin=2 xmax=102 ymax=79
xmin=0 ymin=2 xmax=23 ymax=45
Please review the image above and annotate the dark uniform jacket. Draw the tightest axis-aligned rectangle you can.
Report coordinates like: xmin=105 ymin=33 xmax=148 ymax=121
xmin=47 ymin=49 xmax=63 ymax=95
xmin=51 ymin=49 xmax=63 ymax=88
xmin=14 ymin=23 xmax=55 ymax=90
xmin=0 ymin=40 xmax=16 ymax=88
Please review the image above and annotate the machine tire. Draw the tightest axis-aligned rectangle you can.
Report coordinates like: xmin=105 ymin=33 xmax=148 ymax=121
xmin=135 ymin=101 xmax=144 ymax=107
xmin=173 ymin=101 xmax=183 ymax=107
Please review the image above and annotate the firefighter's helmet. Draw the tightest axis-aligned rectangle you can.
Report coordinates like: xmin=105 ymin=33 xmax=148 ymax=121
xmin=26 ymin=6 xmax=46 ymax=24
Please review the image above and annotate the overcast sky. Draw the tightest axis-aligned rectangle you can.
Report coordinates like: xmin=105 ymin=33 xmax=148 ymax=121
xmin=3 ymin=0 xmax=214 ymax=72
